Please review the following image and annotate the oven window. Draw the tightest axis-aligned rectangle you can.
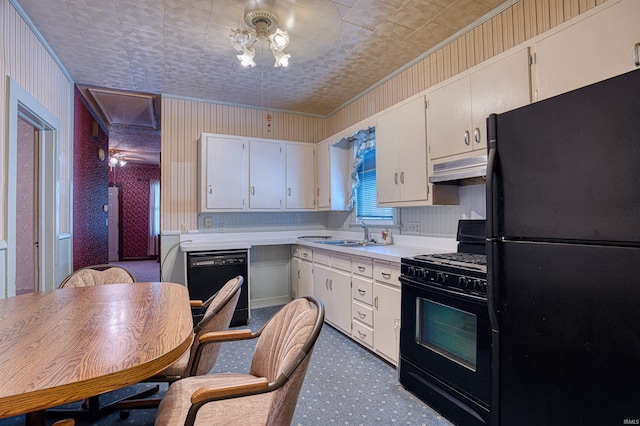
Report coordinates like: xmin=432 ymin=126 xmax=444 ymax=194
xmin=416 ymin=298 xmax=477 ymax=371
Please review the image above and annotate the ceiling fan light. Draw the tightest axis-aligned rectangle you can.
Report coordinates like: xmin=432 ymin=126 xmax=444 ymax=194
xmin=269 ymin=28 xmax=289 ymax=51
xmin=109 ymin=156 xmax=118 ymax=167
xmin=273 ymin=51 xmax=290 ymax=67
xmin=237 ymin=46 xmax=256 ymax=67
xmin=119 ymin=159 xmax=127 ymax=167
xmin=229 ymin=28 xmax=251 ymax=52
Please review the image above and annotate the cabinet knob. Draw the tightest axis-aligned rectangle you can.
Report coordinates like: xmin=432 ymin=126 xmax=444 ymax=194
xmin=394 ymin=172 xmax=398 ymax=185
xmin=400 ymin=171 xmax=405 ymax=184
xmin=464 ymin=130 xmax=470 ymax=145
xmin=208 ymin=185 xmax=213 ymax=195
xmin=474 ymin=128 xmax=481 ymax=144
xmin=635 ymin=42 xmax=640 ymax=66
xmin=251 ymin=186 xmax=255 ymax=195
xmin=288 ymin=188 xmax=291 ymax=196
xmin=317 ymin=188 xmax=320 ymax=197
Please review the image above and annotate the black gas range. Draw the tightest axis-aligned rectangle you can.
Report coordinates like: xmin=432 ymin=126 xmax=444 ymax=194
xmin=399 ymin=219 xmax=491 ymax=426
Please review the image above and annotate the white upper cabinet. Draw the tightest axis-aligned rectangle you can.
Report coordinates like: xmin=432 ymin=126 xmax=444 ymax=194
xmin=534 ymin=0 xmax=640 ymax=102
xmin=248 ymin=139 xmax=284 ymax=209
xmin=427 ymin=47 xmax=531 ymax=161
xmin=198 ymin=134 xmax=247 ymax=211
xmin=285 ymin=142 xmax=315 ymax=210
xmin=376 ymin=96 xmax=429 ymax=206
xmin=316 ymin=139 xmax=350 ymax=211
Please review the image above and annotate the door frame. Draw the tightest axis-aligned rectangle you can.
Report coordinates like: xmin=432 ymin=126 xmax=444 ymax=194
xmin=6 ymin=78 xmax=60 ymax=296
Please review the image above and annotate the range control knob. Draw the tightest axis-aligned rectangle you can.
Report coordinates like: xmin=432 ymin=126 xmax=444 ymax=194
xmin=458 ymin=277 xmax=469 ymax=289
xmin=420 ymin=268 xmax=429 ymax=279
xmin=407 ymin=266 xmax=415 ymax=276
xmin=436 ymin=272 xmax=446 ymax=283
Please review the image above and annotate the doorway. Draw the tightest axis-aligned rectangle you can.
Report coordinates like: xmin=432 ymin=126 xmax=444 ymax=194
xmin=7 ymin=78 xmax=61 ymax=296
xmin=108 ymin=186 xmax=121 ymax=262
xmin=14 ymin=116 xmax=40 ymax=294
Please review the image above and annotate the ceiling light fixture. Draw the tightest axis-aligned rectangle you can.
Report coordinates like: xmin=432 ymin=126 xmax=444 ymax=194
xmin=109 ymin=151 xmax=127 ymax=167
xmin=229 ymin=6 xmax=291 ymax=68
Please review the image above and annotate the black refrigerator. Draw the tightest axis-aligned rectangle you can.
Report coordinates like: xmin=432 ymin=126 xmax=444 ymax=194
xmin=486 ymin=68 xmax=640 ymax=425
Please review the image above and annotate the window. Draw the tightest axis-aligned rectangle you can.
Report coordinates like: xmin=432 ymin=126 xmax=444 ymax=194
xmin=356 ymin=148 xmax=394 ymax=221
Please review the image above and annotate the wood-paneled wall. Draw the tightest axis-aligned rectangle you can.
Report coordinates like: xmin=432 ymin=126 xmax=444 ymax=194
xmin=161 ymin=0 xmax=610 ymax=233
xmin=161 ymin=98 xmax=325 ymax=232
xmin=1 ymin=0 xmax=74 ymax=238
xmin=325 ymin=0 xmax=608 ymax=135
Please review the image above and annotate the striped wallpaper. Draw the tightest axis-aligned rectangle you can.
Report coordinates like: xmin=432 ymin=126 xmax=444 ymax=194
xmin=0 ymin=0 xmax=74 ymax=238
xmin=161 ymin=0 xmax=611 ymax=233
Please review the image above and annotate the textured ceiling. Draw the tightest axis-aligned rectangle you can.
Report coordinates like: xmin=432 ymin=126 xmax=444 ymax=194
xmin=17 ymin=0 xmax=508 ymax=117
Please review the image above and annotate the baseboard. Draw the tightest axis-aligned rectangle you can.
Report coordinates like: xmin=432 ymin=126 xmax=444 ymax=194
xmin=250 ymin=295 xmax=290 ymax=309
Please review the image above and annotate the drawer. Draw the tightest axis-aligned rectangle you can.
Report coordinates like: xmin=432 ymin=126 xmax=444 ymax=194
xmin=330 ymin=253 xmax=351 ymax=272
xmin=291 ymin=245 xmax=301 ymax=258
xmin=298 ymin=247 xmax=312 ymax=261
xmin=373 ymin=260 xmax=400 ymax=285
xmin=352 ymin=275 xmax=373 ymax=305
xmin=352 ymin=300 xmax=373 ymax=327
xmin=313 ymin=249 xmax=330 ymax=266
xmin=352 ymin=320 xmax=373 ymax=348
xmin=351 ymin=256 xmax=373 ymax=278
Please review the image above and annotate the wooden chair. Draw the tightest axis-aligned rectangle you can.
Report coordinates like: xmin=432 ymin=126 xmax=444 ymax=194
xmin=154 ymin=296 xmax=324 ymax=426
xmin=117 ymin=276 xmax=245 ymax=417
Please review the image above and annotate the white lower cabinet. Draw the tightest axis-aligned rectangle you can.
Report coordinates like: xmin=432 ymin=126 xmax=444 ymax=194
xmin=302 ymin=247 xmax=401 ymax=366
xmin=291 ymin=246 xmax=313 ymax=299
xmin=313 ymin=262 xmax=351 ymax=334
xmin=373 ymin=280 xmax=401 ymax=364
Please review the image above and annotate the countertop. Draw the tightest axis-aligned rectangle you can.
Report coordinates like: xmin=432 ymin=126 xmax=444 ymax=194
xmin=179 ymin=231 xmax=456 ymax=263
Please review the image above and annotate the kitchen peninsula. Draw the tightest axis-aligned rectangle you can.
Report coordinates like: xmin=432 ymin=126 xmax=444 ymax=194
xmin=177 ymin=230 xmax=456 ymax=365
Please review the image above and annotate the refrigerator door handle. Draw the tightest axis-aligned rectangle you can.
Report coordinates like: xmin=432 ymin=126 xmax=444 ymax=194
xmin=486 ymin=113 xmax=500 ymax=332
xmin=486 ymin=113 xmax=498 ymax=238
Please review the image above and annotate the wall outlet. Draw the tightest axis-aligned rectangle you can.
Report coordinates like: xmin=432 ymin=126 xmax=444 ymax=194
xmin=218 ymin=223 xmax=225 ymax=233
xmin=204 ymin=216 xmax=212 ymax=228
xmin=407 ymin=221 xmax=421 ymax=235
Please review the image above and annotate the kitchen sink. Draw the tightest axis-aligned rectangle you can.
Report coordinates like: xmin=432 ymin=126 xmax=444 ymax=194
xmin=317 ymin=239 xmax=381 ymax=247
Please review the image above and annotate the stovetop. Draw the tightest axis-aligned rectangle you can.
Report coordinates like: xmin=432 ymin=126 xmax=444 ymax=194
xmin=414 ymin=252 xmax=487 ymax=273
xmin=401 ymin=220 xmax=488 ymax=297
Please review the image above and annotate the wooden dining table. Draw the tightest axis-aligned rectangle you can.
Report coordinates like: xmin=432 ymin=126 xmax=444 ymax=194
xmin=0 ymin=282 xmax=194 ymax=425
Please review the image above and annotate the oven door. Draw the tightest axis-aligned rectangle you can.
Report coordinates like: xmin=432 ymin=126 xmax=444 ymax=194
xmin=400 ymin=276 xmax=491 ymax=407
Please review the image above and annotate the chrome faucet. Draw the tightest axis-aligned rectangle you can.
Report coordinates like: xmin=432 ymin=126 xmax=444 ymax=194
xmin=359 ymin=221 xmax=369 ymax=242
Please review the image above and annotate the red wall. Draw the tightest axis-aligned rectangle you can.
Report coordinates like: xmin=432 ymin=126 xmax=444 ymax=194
xmin=73 ymin=89 xmax=109 ymax=269
xmin=109 ymin=163 xmax=160 ymax=259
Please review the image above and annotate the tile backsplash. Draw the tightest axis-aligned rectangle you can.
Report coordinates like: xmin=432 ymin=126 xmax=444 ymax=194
xmin=199 ymin=184 xmax=485 ymax=239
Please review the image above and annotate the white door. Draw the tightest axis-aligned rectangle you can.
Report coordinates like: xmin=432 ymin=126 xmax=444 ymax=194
xmin=108 ymin=186 xmax=120 ymax=262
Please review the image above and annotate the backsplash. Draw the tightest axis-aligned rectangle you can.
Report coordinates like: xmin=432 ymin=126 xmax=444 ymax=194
xmin=198 ymin=184 xmax=485 ymax=239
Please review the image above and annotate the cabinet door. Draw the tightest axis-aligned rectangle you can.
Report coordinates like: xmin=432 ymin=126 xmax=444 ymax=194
xmin=373 ymin=281 xmax=401 ymax=364
xmin=427 ymin=76 xmax=472 ymax=160
xmin=470 ymin=47 xmax=531 ymax=151
xmin=397 ymin=97 xmax=428 ymax=202
xmin=375 ymin=106 xmax=402 ymax=204
xmin=535 ymin=0 xmax=640 ymax=101
xmin=313 ymin=264 xmax=332 ymax=314
xmin=286 ymin=143 xmax=315 ymax=209
xmin=249 ymin=140 xmax=283 ymax=209
xmin=316 ymin=140 xmax=330 ymax=209
xmin=298 ymin=260 xmax=313 ymax=298
xmin=201 ymin=135 xmax=246 ymax=210
xmin=290 ymin=257 xmax=300 ymax=299
xmin=329 ymin=268 xmax=352 ymax=333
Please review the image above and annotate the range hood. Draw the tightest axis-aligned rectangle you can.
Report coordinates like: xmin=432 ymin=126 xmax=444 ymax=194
xmin=429 ymin=155 xmax=487 ymax=184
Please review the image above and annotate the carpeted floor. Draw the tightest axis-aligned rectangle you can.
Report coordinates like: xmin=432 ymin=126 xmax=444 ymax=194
xmin=0 ymin=261 xmax=454 ymax=425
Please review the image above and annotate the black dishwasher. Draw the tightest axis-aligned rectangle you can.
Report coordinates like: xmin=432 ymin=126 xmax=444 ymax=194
xmin=186 ymin=250 xmax=249 ymax=326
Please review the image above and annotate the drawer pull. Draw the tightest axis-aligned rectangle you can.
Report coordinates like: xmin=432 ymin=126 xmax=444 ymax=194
xmin=357 ymin=311 xmax=367 ymax=319
xmin=381 ymin=272 xmax=391 ymax=279
xmin=635 ymin=42 xmax=640 ymax=66
xmin=357 ymin=266 xmax=365 ymax=272
xmin=358 ymin=288 xmax=366 ymax=296
xmin=303 ymin=253 xmax=308 ymax=258
xmin=357 ymin=330 xmax=367 ymax=339
xmin=374 ymin=296 xmax=378 ymax=309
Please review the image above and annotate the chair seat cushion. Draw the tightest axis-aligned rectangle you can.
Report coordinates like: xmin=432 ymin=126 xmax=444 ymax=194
xmin=155 ymin=374 xmax=272 ymax=426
